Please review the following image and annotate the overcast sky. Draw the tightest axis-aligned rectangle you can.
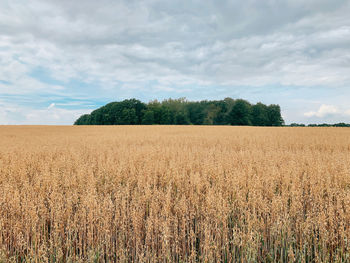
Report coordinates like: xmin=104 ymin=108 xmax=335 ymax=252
xmin=1 ymin=0 xmax=350 ymax=124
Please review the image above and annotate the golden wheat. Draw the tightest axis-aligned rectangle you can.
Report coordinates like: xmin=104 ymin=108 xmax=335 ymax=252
xmin=0 ymin=126 xmax=350 ymax=262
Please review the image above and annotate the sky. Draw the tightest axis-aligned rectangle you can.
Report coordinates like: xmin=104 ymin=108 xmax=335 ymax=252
xmin=1 ymin=0 xmax=350 ymax=125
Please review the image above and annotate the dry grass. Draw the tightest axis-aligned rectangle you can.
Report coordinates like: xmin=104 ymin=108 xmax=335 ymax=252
xmin=0 ymin=126 xmax=350 ymax=262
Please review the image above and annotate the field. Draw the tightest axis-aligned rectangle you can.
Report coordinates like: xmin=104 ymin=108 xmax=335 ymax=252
xmin=0 ymin=126 xmax=350 ymax=262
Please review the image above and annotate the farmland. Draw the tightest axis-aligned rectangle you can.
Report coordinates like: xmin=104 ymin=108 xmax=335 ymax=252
xmin=0 ymin=126 xmax=350 ymax=262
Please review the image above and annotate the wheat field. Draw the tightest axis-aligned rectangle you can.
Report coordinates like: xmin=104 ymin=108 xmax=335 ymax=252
xmin=0 ymin=126 xmax=350 ymax=262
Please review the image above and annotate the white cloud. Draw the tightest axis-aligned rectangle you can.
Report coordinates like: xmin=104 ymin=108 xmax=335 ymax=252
xmin=24 ymin=107 xmax=91 ymax=124
xmin=1 ymin=0 xmax=350 ymax=124
xmin=0 ymin=0 xmax=350 ymax=90
xmin=0 ymin=101 xmax=92 ymax=125
xmin=47 ymin=103 xmax=55 ymax=109
xmin=304 ymin=104 xmax=339 ymax=118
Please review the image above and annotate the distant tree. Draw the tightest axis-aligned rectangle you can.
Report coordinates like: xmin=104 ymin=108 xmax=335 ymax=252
xmin=142 ymin=110 xmax=155 ymax=125
xmin=334 ymin=123 xmax=350 ymax=127
xmin=90 ymin=109 xmax=103 ymax=125
xmin=228 ymin=99 xmax=252 ymax=125
xmin=74 ymin=114 xmax=91 ymax=125
xmin=74 ymin=97 xmax=285 ymax=126
xmin=175 ymin=112 xmax=190 ymax=125
xmin=290 ymin=123 xmax=306 ymax=127
xmin=120 ymin=108 xmax=137 ymax=124
xmin=161 ymin=98 xmax=188 ymax=124
xmin=251 ymin=102 xmax=269 ymax=126
xmin=267 ymin=105 xmax=284 ymax=126
xmin=159 ymin=105 xmax=173 ymax=124
xmin=251 ymin=103 xmax=269 ymax=126
xmin=186 ymin=102 xmax=206 ymax=125
xmin=204 ymin=104 xmax=221 ymax=125
xmin=223 ymin=97 xmax=235 ymax=113
xmin=212 ymin=101 xmax=228 ymax=125
xmin=101 ymin=99 xmax=146 ymax=125
xmin=147 ymin=100 xmax=162 ymax=124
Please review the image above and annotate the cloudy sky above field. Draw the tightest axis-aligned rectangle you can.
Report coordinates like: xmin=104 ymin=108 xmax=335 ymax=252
xmin=1 ymin=0 xmax=350 ymax=124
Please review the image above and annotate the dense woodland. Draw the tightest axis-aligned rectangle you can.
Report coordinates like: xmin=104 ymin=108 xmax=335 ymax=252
xmin=74 ymin=98 xmax=284 ymax=126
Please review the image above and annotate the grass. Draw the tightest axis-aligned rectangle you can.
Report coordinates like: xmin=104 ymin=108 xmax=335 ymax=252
xmin=0 ymin=125 xmax=350 ymax=262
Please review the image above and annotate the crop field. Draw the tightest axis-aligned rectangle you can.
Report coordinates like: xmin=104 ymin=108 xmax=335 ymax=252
xmin=0 ymin=126 xmax=350 ymax=262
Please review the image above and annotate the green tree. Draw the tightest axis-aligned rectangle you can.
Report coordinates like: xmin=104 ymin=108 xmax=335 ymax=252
xmin=147 ymin=100 xmax=162 ymax=124
xmin=121 ymin=108 xmax=137 ymax=124
xmin=212 ymin=101 xmax=227 ymax=125
xmin=204 ymin=104 xmax=220 ymax=125
xmin=142 ymin=110 xmax=155 ymax=125
xmin=175 ymin=112 xmax=189 ymax=124
xmin=74 ymin=114 xmax=91 ymax=125
xmin=251 ymin=103 xmax=269 ymax=126
xmin=228 ymin=99 xmax=252 ymax=125
xmin=74 ymin=97 xmax=284 ymax=126
xmin=267 ymin=104 xmax=284 ymax=126
xmin=186 ymin=102 xmax=206 ymax=125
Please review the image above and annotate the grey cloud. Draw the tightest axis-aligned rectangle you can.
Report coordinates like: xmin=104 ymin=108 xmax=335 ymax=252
xmin=1 ymin=0 xmax=350 ymax=124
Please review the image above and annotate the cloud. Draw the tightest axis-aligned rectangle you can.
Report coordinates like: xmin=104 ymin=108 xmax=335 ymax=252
xmin=1 ymin=0 xmax=350 ymax=89
xmin=0 ymin=0 xmax=350 ymax=124
xmin=25 ymin=107 xmax=89 ymax=124
xmin=48 ymin=103 xmax=55 ymax=109
xmin=304 ymin=104 xmax=340 ymax=118
xmin=0 ymin=103 xmax=92 ymax=125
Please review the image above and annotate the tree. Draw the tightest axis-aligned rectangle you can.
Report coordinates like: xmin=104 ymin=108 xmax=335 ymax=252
xmin=147 ymin=100 xmax=162 ymax=124
xmin=203 ymin=104 xmax=220 ymax=125
xmin=121 ymin=108 xmax=137 ymax=124
xmin=142 ymin=110 xmax=155 ymax=125
xmin=74 ymin=114 xmax=91 ymax=125
xmin=159 ymin=105 xmax=174 ymax=124
xmin=74 ymin=97 xmax=284 ymax=126
xmin=251 ymin=103 xmax=269 ymax=126
xmin=212 ymin=101 xmax=228 ymax=125
xmin=186 ymin=102 xmax=206 ymax=125
xmin=223 ymin=97 xmax=235 ymax=112
xmin=290 ymin=123 xmax=305 ymax=127
xmin=175 ymin=112 xmax=189 ymax=125
xmin=228 ymin=99 xmax=252 ymax=125
xmin=267 ymin=105 xmax=284 ymax=126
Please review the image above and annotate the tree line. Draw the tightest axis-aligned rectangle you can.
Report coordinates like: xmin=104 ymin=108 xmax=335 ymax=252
xmin=290 ymin=123 xmax=350 ymax=127
xmin=74 ymin=98 xmax=284 ymax=126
